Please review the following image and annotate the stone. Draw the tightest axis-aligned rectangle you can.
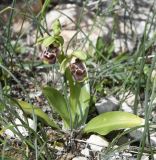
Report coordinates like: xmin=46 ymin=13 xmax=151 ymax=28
xmin=114 ymin=38 xmax=134 ymax=53
xmin=45 ymin=1 xmax=154 ymax=54
xmin=121 ymin=102 xmax=133 ymax=113
xmin=122 ymin=152 xmax=132 ymax=157
xmin=119 ymin=92 xmax=135 ymax=113
xmin=103 ymin=151 xmax=121 ymax=160
xmin=60 ymin=153 xmax=74 ymax=160
xmin=129 ymin=127 xmax=156 ymax=147
xmin=5 ymin=118 xmax=35 ymax=138
xmin=17 ymin=0 xmax=156 ymax=55
xmin=151 ymin=70 xmax=156 ymax=82
xmin=129 ymin=128 xmax=143 ymax=141
xmin=81 ymin=148 xmax=90 ymax=157
xmin=95 ymin=94 xmax=134 ymax=114
xmin=65 ymin=153 xmax=75 ymax=160
xmin=149 ymin=133 xmax=156 ymax=147
xmin=4 ymin=109 xmax=36 ymax=138
xmin=119 ymin=92 xmax=135 ymax=107
xmin=46 ymin=4 xmax=94 ymax=30
xmin=141 ymin=155 xmax=149 ymax=160
xmin=13 ymin=20 xmax=31 ymax=33
xmin=86 ymin=135 xmax=109 ymax=152
xmin=5 ymin=128 xmax=15 ymax=138
xmin=45 ymin=4 xmax=108 ymax=49
xmin=95 ymin=96 xmax=119 ymax=114
xmin=29 ymin=91 xmax=42 ymax=99
xmin=72 ymin=157 xmax=88 ymax=160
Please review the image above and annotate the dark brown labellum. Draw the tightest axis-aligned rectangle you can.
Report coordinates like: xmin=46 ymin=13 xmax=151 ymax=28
xmin=49 ymin=44 xmax=60 ymax=56
xmin=69 ymin=58 xmax=86 ymax=81
xmin=42 ymin=50 xmax=56 ymax=64
xmin=42 ymin=45 xmax=60 ymax=64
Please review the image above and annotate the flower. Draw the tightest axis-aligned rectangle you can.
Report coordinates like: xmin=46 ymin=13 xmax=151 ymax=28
xmin=69 ymin=58 xmax=87 ymax=81
xmin=42 ymin=44 xmax=60 ymax=64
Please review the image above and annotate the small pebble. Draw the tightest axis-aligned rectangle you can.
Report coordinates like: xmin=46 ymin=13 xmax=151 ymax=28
xmin=72 ymin=157 xmax=88 ymax=160
xmin=86 ymin=134 xmax=109 ymax=152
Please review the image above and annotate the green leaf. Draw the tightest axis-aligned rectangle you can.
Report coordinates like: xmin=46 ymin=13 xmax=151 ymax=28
xmin=0 ymin=103 xmax=5 ymax=111
xmin=40 ymin=0 xmax=51 ymax=17
xmin=107 ymin=42 xmax=114 ymax=55
xmin=17 ymin=100 xmax=59 ymax=129
xmin=114 ymin=53 xmax=128 ymax=62
xmin=52 ymin=19 xmax=61 ymax=36
xmin=54 ymin=35 xmax=64 ymax=46
xmin=84 ymin=111 xmax=144 ymax=135
xmin=43 ymin=86 xmax=70 ymax=127
xmin=42 ymin=36 xmax=55 ymax=47
xmin=96 ymin=36 xmax=105 ymax=57
xmin=36 ymin=37 xmax=45 ymax=45
xmin=71 ymin=51 xmax=87 ymax=61
xmin=60 ymin=58 xmax=70 ymax=74
xmin=69 ymin=82 xmax=90 ymax=128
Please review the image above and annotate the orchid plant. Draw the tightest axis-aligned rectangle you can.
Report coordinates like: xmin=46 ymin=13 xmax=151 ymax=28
xmin=14 ymin=19 xmax=143 ymax=136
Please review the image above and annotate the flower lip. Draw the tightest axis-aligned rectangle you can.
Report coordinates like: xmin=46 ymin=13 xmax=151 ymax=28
xmin=48 ymin=44 xmax=60 ymax=56
xmin=42 ymin=44 xmax=60 ymax=64
xmin=42 ymin=50 xmax=56 ymax=64
xmin=69 ymin=58 xmax=87 ymax=81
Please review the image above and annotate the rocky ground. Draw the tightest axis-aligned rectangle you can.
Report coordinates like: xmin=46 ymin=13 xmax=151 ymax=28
xmin=1 ymin=0 xmax=156 ymax=159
